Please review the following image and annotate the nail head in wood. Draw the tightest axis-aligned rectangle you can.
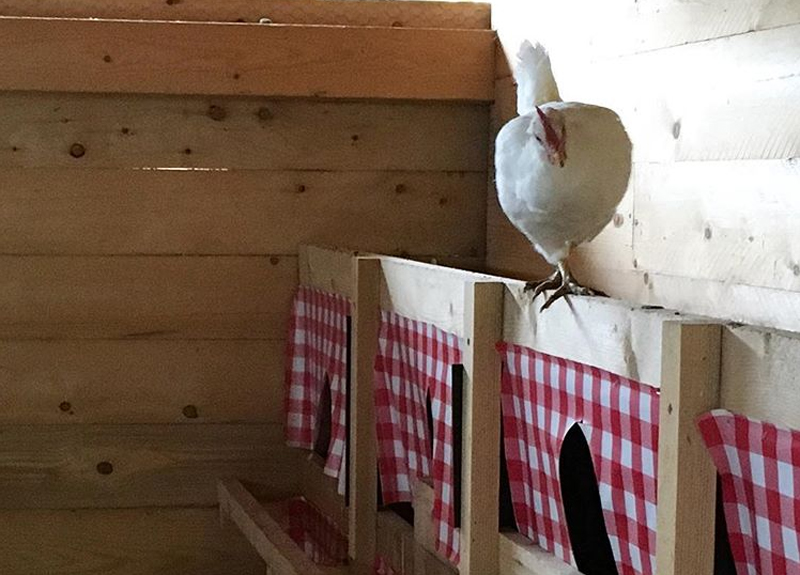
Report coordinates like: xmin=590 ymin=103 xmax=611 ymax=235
xmin=182 ymin=404 xmax=199 ymax=419
xmin=69 ymin=143 xmax=86 ymax=158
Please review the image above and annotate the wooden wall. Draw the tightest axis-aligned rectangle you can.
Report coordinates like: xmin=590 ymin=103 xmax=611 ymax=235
xmin=0 ymin=3 xmax=491 ymax=573
xmin=485 ymin=0 xmax=800 ymax=332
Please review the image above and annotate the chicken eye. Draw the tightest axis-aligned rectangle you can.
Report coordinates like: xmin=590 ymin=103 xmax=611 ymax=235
xmin=534 ymin=135 xmax=543 ymax=144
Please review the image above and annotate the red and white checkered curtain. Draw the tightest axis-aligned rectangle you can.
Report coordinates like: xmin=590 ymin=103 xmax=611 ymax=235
xmin=698 ymin=410 xmax=800 ymax=574
xmin=498 ymin=343 xmax=660 ymax=575
xmin=285 ymin=286 xmax=350 ymax=488
xmin=374 ymin=310 xmax=462 ymax=564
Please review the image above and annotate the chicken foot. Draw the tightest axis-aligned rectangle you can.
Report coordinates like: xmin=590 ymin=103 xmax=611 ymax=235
xmin=524 ymin=261 xmax=605 ymax=311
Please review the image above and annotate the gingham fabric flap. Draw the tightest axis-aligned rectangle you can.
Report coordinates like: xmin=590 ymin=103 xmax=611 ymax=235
xmin=698 ymin=409 xmax=800 ymax=574
xmin=498 ymin=342 xmax=660 ymax=575
xmin=285 ymin=286 xmax=350 ymax=486
xmin=374 ymin=310 xmax=462 ymax=563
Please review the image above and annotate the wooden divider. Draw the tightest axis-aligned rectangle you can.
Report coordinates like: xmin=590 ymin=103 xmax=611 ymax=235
xmin=656 ymin=322 xmax=722 ymax=575
xmin=0 ymin=17 xmax=494 ymax=101
xmin=350 ymin=257 xmax=381 ymax=574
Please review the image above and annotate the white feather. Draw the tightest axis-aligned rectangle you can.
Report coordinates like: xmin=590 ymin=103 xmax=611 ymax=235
xmin=515 ymin=40 xmax=561 ymax=115
xmin=496 ymin=42 xmax=632 ymax=266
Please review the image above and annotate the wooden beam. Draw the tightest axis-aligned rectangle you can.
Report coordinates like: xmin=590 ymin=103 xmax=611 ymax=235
xmin=0 ymin=17 xmax=494 ymax=101
xmin=0 ymin=169 xmax=487 ymax=258
xmin=0 ymin=0 xmax=492 ymax=30
xmin=0 ymin=423 xmax=296 ymax=509
xmin=349 ymin=257 xmax=381 ymax=574
xmin=655 ymin=321 xmax=722 ymax=575
xmin=218 ymin=480 xmax=335 ymax=575
xmin=460 ymin=282 xmax=503 ymax=575
xmin=0 ymin=340 xmax=285 ymax=424
xmin=0 ymin=93 xmax=489 ymax=173
xmin=0 ymin=507 xmax=264 ymax=575
xmin=0 ymin=255 xmax=296 ymax=340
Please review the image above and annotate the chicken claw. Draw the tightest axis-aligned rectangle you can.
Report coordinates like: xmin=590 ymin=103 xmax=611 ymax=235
xmin=528 ymin=261 xmax=606 ymax=311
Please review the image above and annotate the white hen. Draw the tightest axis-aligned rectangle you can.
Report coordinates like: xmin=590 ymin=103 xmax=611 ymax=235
xmin=495 ymin=41 xmax=632 ymax=310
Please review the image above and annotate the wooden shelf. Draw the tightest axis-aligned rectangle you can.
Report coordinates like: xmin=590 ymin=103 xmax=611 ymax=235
xmin=0 ymin=17 xmax=495 ymax=101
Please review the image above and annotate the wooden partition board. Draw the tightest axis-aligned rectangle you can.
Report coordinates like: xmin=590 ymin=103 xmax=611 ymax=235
xmin=720 ymin=324 xmax=800 ymax=431
xmin=0 ymin=0 xmax=491 ymax=29
xmin=0 ymin=17 xmax=494 ymax=101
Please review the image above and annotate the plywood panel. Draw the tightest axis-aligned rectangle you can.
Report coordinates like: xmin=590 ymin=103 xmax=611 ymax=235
xmin=0 ymin=423 xmax=296 ymax=508
xmin=0 ymin=340 xmax=284 ymax=424
xmin=0 ymin=169 xmax=486 ymax=256
xmin=634 ymin=160 xmax=800 ymax=291
xmin=0 ymin=0 xmax=491 ymax=28
xmin=0 ymin=507 xmax=263 ymax=575
xmin=0 ymin=93 xmax=489 ymax=171
xmin=0 ymin=255 xmax=296 ymax=339
xmin=0 ymin=18 xmax=495 ymax=101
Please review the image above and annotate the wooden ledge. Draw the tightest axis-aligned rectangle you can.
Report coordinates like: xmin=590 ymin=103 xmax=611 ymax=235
xmin=0 ymin=17 xmax=495 ymax=101
xmin=218 ymin=480 xmax=346 ymax=575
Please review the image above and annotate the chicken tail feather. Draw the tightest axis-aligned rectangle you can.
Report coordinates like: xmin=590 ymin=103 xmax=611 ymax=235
xmin=515 ymin=40 xmax=561 ymax=115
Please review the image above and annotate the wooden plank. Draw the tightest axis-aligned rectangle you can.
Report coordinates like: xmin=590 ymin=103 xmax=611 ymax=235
xmin=298 ymin=454 xmax=347 ymax=533
xmin=379 ymin=257 xmax=498 ymax=337
xmin=0 ymin=507 xmax=264 ymax=575
xmin=502 ymin=283 xmax=677 ymax=388
xmin=493 ymin=0 xmax=800 ymax=66
xmin=721 ymin=325 xmax=800 ymax=430
xmin=656 ymin=322 xmax=721 ymax=575
xmin=219 ymin=480 xmax=336 ymax=575
xmin=0 ymin=17 xmax=495 ymax=101
xmin=0 ymin=93 xmax=488 ymax=172
xmin=0 ymin=255 xmax=296 ymax=339
xmin=0 ymin=0 xmax=492 ymax=29
xmin=499 ymin=533 xmax=581 ymax=575
xmin=0 ymin=339 xmax=285 ymax=424
xmin=0 ymin=169 xmax=487 ymax=257
xmin=634 ymin=160 xmax=800 ymax=291
xmin=299 ymin=246 xmax=356 ymax=299
xmin=349 ymin=257 xmax=381 ymax=574
xmin=460 ymin=282 xmax=503 ymax=575
xmin=0 ymin=423 xmax=296 ymax=509
xmin=556 ymin=25 xmax=800 ymax=163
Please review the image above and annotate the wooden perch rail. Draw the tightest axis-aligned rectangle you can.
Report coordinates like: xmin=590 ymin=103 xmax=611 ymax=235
xmin=0 ymin=17 xmax=495 ymax=101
